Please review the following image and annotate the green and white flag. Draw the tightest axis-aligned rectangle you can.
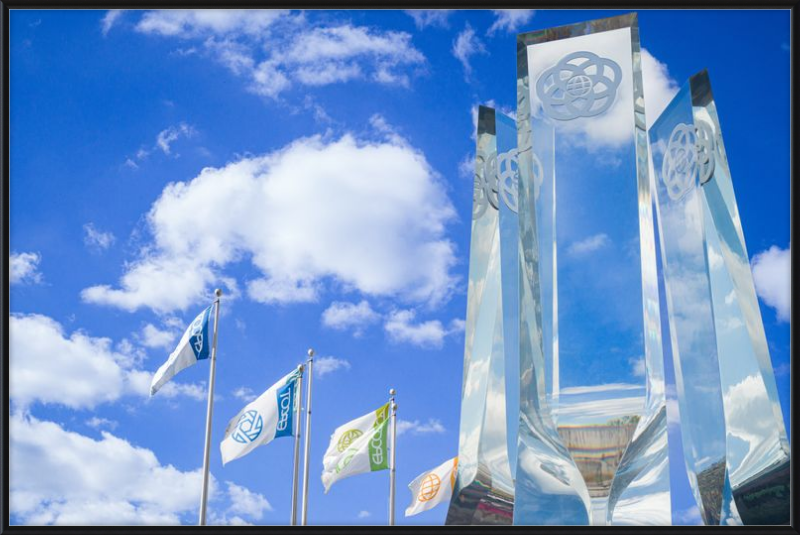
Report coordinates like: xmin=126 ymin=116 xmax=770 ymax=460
xmin=321 ymin=402 xmax=390 ymax=493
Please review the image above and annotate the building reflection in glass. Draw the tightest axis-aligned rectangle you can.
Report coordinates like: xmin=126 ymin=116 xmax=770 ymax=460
xmin=650 ymin=70 xmax=790 ymax=525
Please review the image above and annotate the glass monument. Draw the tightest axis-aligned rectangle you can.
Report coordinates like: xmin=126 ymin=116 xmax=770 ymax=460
xmin=649 ymin=70 xmax=790 ymax=525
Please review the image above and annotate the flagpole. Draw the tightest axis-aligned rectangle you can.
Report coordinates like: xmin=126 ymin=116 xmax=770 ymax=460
xmin=300 ymin=348 xmax=314 ymax=526
xmin=389 ymin=388 xmax=397 ymax=526
xmin=199 ymin=288 xmax=222 ymax=526
xmin=290 ymin=364 xmax=304 ymax=526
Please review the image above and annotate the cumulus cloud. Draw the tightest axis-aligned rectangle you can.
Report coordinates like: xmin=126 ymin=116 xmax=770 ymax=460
xmin=10 ymin=252 xmax=43 ymax=285
xmin=488 ymin=10 xmax=535 ymax=34
xmin=384 ymin=309 xmax=462 ymax=348
xmin=396 ymin=418 xmax=446 ymax=436
xmin=133 ymin=11 xmax=425 ymax=98
xmin=10 ymin=414 xmax=267 ymax=525
xmin=751 ymin=244 xmax=790 ymax=322
xmin=452 ymin=24 xmax=487 ymax=79
xmin=83 ymin=132 xmax=458 ymax=314
xmin=405 ymin=10 xmax=454 ymax=29
xmin=85 ymin=417 xmax=118 ymax=431
xmin=314 ymin=356 xmax=351 ymax=378
xmin=321 ymin=300 xmax=380 ymax=336
xmin=138 ymin=323 xmax=179 ymax=350
xmin=641 ymin=49 xmax=681 ymax=130
xmin=357 ymin=510 xmax=371 ymax=518
xmin=101 ymin=10 xmax=125 ymax=36
xmin=83 ymin=223 xmax=116 ymax=252
xmin=567 ymin=233 xmax=610 ymax=255
xmin=674 ymin=505 xmax=702 ymax=525
xmin=10 ymin=313 xmax=202 ymax=409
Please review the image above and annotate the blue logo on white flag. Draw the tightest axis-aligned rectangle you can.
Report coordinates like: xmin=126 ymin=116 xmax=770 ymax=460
xmin=189 ymin=307 xmax=211 ymax=360
xmin=275 ymin=379 xmax=296 ymax=439
xmin=232 ymin=410 xmax=263 ymax=443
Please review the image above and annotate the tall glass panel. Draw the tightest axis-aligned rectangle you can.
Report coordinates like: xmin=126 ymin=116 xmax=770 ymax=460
xmin=446 ymin=106 xmax=516 ymax=525
xmin=516 ymin=13 xmax=669 ymax=525
xmin=650 ymin=70 xmax=790 ymax=525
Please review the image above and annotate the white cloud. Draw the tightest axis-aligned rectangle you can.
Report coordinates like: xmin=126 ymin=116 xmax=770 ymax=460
xmin=405 ymin=10 xmax=454 ymax=29
xmin=85 ymin=417 xmax=118 ymax=431
xmin=83 ymin=223 xmax=116 ymax=252
xmin=314 ymin=356 xmax=351 ymax=378
xmin=321 ymin=300 xmax=380 ymax=336
xmin=674 ymin=505 xmax=702 ymax=525
xmin=11 ymin=252 xmax=43 ymax=285
xmin=357 ymin=510 xmax=371 ymax=518
xmin=567 ymin=233 xmax=610 ymax=255
xmin=83 ymin=132 xmax=457 ymax=314
xmin=224 ymin=482 xmax=272 ymax=520
xmin=136 ymin=9 xmax=289 ymax=38
xmin=641 ymin=48 xmax=681 ymax=130
xmin=453 ymin=24 xmax=487 ymax=79
xmin=751 ymin=245 xmax=790 ymax=322
xmin=629 ymin=356 xmax=645 ymax=378
xmin=10 ymin=313 xmax=202 ymax=409
xmin=555 ymin=395 xmax=644 ymax=425
xmin=101 ymin=10 xmax=125 ymax=36
xmin=139 ymin=323 xmax=178 ymax=350
xmin=156 ymin=123 xmax=195 ymax=155
xmin=10 ymin=413 xmax=267 ymax=525
xmin=134 ymin=12 xmax=425 ymax=99
xmin=232 ymin=386 xmax=256 ymax=403
xmin=488 ymin=10 xmax=535 ymax=34
xmin=396 ymin=418 xmax=446 ymax=436
xmin=384 ymin=309 xmax=462 ymax=348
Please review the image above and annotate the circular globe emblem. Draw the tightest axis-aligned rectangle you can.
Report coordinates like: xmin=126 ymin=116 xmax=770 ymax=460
xmin=337 ymin=429 xmax=363 ymax=452
xmin=694 ymin=120 xmax=716 ymax=184
xmin=536 ymin=51 xmax=622 ymax=121
xmin=497 ymin=149 xmax=519 ymax=213
xmin=662 ymin=123 xmax=703 ymax=201
xmin=565 ymin=74 xmax=592 ymax=97
xmin=418 ymin=473 xmax=441 ymax=502
xmin=472 ymin=151 xmax=500 ymax=220
xmin=232 ymin=410 xmax=263 ymax=444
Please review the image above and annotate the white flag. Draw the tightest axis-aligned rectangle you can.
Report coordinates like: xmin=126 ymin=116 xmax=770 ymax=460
xmin=321 ymin=403 xmax=391 ymax=493
xmin=405 ymin=457 xmax=458 ymax=517
xmin=150 ymin=306 xmax=212 ymax=396
xmin=220 ymin=367 xmax=301 ymax=465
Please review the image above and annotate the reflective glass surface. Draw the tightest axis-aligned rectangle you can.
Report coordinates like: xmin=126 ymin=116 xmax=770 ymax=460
xmin=650 ymin=70 xmax=790 ymax=525
xmin=516 ymin=13 xmax=669 ymax=525
xmin=446 ymin=106 xmax=516 ymax=525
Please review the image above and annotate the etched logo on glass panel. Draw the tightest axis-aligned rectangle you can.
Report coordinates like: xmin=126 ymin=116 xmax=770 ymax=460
xmin=536 ymin=51 xmax=622 ymax=121
xmin=473 ymin=151 xmax=500 ymax=219
xmin=662 ymin=121 xmax=718 ymax=200
xmin=497 ymin=149 xmax=520 ymax=213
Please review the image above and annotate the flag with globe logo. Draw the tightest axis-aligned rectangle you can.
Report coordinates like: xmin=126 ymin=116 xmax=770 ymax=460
xmin=150 ymin=305 xmax=212 ymax=396
xmin=405 ymin=457 xmax=458 ymax=516
xmin=220 ymin=367 xmax=302 ymax=465
xmin=321 ymin=402 xmax=391 ymax=493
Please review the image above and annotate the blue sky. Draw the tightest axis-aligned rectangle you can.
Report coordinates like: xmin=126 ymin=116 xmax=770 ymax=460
xmin=8 ymin=9 xmax=790 ymax=526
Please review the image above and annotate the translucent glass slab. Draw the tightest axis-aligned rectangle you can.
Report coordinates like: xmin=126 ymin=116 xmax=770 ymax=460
xmin=516 ymin=12 xmax=669 ymax=525
xmin=649 ymin=69 xmax=790 ymax=525
xmin=446 ymin=106 xmax=516 ymax=525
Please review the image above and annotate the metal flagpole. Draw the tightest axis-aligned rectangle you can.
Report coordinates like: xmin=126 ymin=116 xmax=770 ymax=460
xmin=300 ymin=348 xmax=314 ymax=525
xmin=389 ymin=388 xmax=397 ymax=526
xmin=199 ymin=288 xmax=223 ymax=526
xmin=290 ymin=364 xmax=304 ymax=525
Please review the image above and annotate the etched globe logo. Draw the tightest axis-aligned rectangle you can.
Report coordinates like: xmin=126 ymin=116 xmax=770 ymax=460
xmin=232 ymin=410 xmax=263 ymax=444
xmin=536 ymin=51 xmax=622 ymax=121
xmin=565 ymin=74 xmax=592 ymax=97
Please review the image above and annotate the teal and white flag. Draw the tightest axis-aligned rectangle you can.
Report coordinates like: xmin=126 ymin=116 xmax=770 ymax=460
xmin=321 ymin=403 xmax=390 ymax=493
xmin=220 ymin=368 xmax=301 ymax=465
xmin=150 ymin=306 xmax=212 ymax=396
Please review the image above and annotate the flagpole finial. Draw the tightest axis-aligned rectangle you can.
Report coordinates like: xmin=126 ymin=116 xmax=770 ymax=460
xmin=390 ymin=388 xmax=396 ymax=396
xmin=214 ymin=288 xmax=223 ymax=297
xmin=307 ymin=348 xmax=314 ymax=358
